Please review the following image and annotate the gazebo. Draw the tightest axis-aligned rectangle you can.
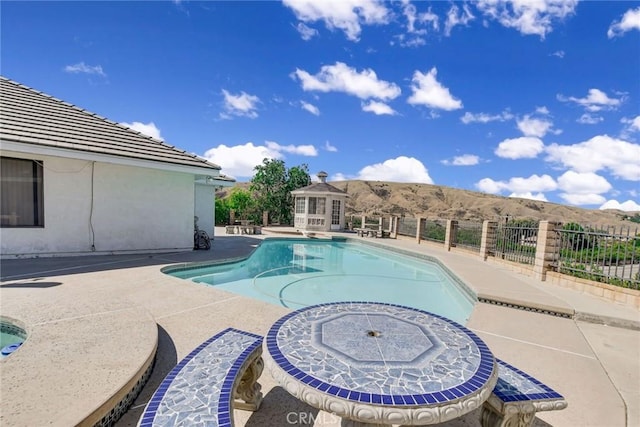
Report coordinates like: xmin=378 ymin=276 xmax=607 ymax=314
xmin=291 ymin=171 xmax=348 ymax=232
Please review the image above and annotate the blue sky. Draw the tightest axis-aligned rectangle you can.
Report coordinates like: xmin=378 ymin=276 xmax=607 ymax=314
xmin=2 ymin=1 xmax=639 ymax=211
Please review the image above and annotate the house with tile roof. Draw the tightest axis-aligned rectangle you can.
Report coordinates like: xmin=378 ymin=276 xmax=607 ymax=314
xmin=291 ymin=171 xmax=348 ymax=232
xmin=0 ymin=76 xmax=233 ymax=257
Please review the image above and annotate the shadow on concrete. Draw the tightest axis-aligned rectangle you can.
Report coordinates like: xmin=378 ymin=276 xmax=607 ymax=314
xmin=244 ymin=386 xmax=322 ymax=427
xmin=0 ymin=236 xmax=263 ymax=281
xmin=115 ymin=325 xmax=178 ymax=426
xmin=0 ymin=280 xmax=62 ymax=288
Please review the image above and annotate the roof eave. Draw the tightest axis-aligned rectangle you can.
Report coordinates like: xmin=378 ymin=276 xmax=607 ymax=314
xmin=1 ymin=139 xmax=223 ymax=177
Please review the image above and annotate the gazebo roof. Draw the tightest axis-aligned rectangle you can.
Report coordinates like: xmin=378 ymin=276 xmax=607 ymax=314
xmin=291 ymin=181 xmax=348 ymax=195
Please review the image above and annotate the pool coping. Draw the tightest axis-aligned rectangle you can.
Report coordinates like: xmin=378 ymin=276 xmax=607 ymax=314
xmin=0 ymin=228 xmax=638 ymax=427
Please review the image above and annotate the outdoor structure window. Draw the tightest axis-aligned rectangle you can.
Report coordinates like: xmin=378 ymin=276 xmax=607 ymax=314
xmin=295 ymin=197 xmax=305 ymax=214
xmin=308 ymin=197 xmax=326 ymax=215
xmin=1 ymin=157 xmax=44 ymax=227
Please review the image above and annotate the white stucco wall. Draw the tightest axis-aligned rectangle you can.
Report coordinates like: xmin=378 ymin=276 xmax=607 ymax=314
xmin=1 ymin=151 xmax=197 ymax=257
xmin=194 ymin=183 xmax=215 ymax=238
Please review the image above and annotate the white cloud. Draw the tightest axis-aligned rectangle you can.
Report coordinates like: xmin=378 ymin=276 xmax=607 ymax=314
xmin=393 ymin=33 xmax=426 ymax=48
xmin=441 ymin=154 xmax=480 ymax=166
xmin=203 ymin=142 xmax=281 ymax=178
xmin=557 ymin=170 xmax=612 ymax=194
xmin=324 ymin=141 xmax=338 ymax=152
xmin=265 ymin=141 xmax=318 ymax=156
xmin=545 ymin=135 xmax=640 ymax=181
xmin=292 ymin=62 xmax=400 ymax=101
xmin=557 ymin=88 xmax=623 ymax=112
xmin=295 ymin=22 xmax=319 ymax=40
xmin=577 ymin=113 xmax=603 ymax=125
xmin=460 ymin=110 xmax=513 ymax=124
xmin=495 ymin=137 xmax=545 ymax=159
xmin=508 ymin=192 xmax=548 ymax=201
xmin=476 ymin=0 xmax=578 ymax=39
xmin=517 ymin=115 xmax=553 ymax=137
xmin=220 ymin=89 xmax=260 ymax=119
xmin=407 ymin=67 xmax=462 ymax=111
xmin=444 ymin=4 xmax=474 ymax=36
xmin=202 ymin=140 xmax=318 ymax=178
xmin=402 ymin=1 xmax=438 ymax=29
xmin=64 ymin=62 xmax=106 ymax=77
xmin=560 ymin=193 xmax=607 ymax=206
xmin=556 ymin=171 xmax=612 ymax=206
xmin=550 ymin=50 xmax=565 ymax=58
xmin=283 ymin=0 xmax=389 ymax=42
xmin=475 ymin=178 xmax=504 ymax=194
xmin=120 ymin=121 xmax=162 ymax=140
xmin=361 ymin=100 xmax=397 ymax=115
xmin=607 ymin=7 xmax=640 ymax=38
xmin=600 ymin=199 xmax=640 ymax=212
xmin=535 ymin=106 xmax=550 ymax=115
xmin=301 ymin=101 xmax=320 ymax=115
xmin=621 ymin=115 xmax=640 ymax=132
xmin=475 ymin=174 xmax=557 ymax=196
xmin=354 ymin=156 xmax=433 ymax=183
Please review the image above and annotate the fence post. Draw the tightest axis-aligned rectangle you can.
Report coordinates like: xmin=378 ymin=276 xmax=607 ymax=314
xmin=480 ymin=220 xmax=498 ymax=261
xmin=533 ymin=221 xmax=562 ymax=281
xmin=445 ymin=220 xmax=457 ymax=251
xmin=391 ymin=216 xmax=398 ymax=239
xmin=416 ymin=217 xmax=424 ymax=244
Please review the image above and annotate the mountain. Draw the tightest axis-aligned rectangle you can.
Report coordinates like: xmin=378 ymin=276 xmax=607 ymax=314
xmin=220 ymin=180 xmax=639 ymax=228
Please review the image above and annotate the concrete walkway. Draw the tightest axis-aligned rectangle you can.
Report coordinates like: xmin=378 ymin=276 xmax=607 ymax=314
xmin=0 ymin=228 xmax=638 ymax=427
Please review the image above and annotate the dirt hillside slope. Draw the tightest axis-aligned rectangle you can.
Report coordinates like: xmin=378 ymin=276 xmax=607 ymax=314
xmin=222 ymin=180 xmax=638 ymax=228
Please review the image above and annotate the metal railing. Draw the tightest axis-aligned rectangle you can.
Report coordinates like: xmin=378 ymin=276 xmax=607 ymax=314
xmin=419 ymin=219 xmax=447 ymax=243
xmin=493 ymin=222 xmax=539 ymax=265
xmin=397 ymin=217 xmax=417 ymax=237
xmin=554 ymin=224 xmax=639 ymax=289
xmin=452 ymin=220 xmax=482 ymax=252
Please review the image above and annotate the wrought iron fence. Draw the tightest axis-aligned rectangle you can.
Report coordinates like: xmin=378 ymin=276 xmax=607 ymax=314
xmin=493 ymin=221 xmax=539 ymax=265
xmin=554 ymin=224 xmax=639 ymax=289
xmin=397 ymin=217 xmax=417 ymax=237
xmin=451 ymin=220 xmax=482 ymax=252
xmin=419 ymin=219 xmax=447 ymax=243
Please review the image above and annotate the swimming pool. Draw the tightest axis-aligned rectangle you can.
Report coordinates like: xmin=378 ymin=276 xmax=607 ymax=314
xmin=1 ymin=318 xmax=26 ymax=358
xmin=167 ymin=238 xmax=476 ymax=324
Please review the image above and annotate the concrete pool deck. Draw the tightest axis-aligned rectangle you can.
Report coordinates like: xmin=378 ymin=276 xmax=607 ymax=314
xmin=0 ymin=228 xmax=638 ymax=426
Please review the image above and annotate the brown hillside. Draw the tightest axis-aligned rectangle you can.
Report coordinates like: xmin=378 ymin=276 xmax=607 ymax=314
xmin=220 ymin=180 xmax=638 ymax=228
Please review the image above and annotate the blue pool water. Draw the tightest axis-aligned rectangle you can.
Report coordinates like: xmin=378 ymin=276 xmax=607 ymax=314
xmin=168 ymin=238 xmax=476 ymax=324
xmin=0 ymin=319 xmax=26 ymax=359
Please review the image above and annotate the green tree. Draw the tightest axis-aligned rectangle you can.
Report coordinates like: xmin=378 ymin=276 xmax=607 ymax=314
xmin=214 ymin=198 xmax=231 ymax=225
xmin=227 ymin=188 xmax=256 ymax=220
xmin=250 ymin=159 xmax=311 ymax=225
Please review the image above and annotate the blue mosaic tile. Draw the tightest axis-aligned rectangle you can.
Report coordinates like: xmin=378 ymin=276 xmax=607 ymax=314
xmin=267 ymin=302 xmax=495 ymax=407
xmin=493 ymin=359 xmax=563 ymax=403
xmin=139 ymin=328 xmax=262 ymax=427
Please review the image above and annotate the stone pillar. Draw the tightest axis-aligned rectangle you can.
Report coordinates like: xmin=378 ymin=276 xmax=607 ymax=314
xmin=390 ymin=216 xmax=398 ymax=239
xmin=416 ymin=217 xmax=424 ymax=244
xmin=444 ymin=220 xmax=457 ymax=251
xmin=262 ymin=211 xmax=269 ymax=226
xmin=361 ymin=215 xmax=366 ymax=229
xmin=480 ymin=220 xmax=498 ymax=260
xmin=230 ymin=209 xmax=236 ymax=225
xmin=533 ymin=221 xmax=562 ymax=281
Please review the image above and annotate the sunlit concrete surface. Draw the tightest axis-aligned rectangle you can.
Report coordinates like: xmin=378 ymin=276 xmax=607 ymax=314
xmin=1 ymin=227 xmax=638 ymax=427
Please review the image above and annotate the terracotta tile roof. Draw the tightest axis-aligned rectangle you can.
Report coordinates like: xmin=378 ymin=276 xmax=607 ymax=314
xmin=0 ymin=76 xmax=221 ymax=172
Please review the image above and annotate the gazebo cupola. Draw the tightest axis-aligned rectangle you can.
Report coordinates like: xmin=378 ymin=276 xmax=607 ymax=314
xmin=291 ymin=171 xmax=348 ymax=232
